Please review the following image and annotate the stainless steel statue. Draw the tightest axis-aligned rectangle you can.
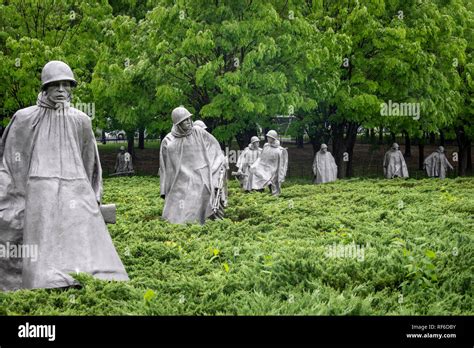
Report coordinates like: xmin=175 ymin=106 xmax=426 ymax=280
xmin=112 ymin=146 xmax=134 ymax=176
xmin=383 ymin=143 xmax=409 ymax=179
xmin=0 ymin=61 xmax=129 ymax=291
xmin=194 ymin=120 xmax=207 ymax=129
xmin=159 ymin=106 xmax=226 ymax=224
xmin=249 ymin=130 xmax=288 ymax=195
xmin=423 ymin=146 xmax=454 ymax=179
xmin=313 ymin=144 xmax=337 ymax=184
xmin=234 ymin=136 xmax=262 ymax=191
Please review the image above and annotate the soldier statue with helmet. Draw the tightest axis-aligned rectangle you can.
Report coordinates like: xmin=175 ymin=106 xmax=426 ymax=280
xmin=159 ymin=106 xmax=227 ymax=224
xmin=234 ymin=136 xmax=262 ymax=191
xmin=0 ymin=61 xmax=129 ymax=291
xmin=249 ymin=130 xmax=288 ymax=195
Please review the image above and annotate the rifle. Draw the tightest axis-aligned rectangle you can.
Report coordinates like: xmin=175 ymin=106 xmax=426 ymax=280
xmin=212 ymin=166 xmax=226 ymax=215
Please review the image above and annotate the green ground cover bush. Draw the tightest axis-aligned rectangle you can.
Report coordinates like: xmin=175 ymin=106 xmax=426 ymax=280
xmin=1 ymin=177 xmax=472 ymax=315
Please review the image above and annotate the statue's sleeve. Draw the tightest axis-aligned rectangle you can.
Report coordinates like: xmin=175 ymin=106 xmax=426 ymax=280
xmin=202 ymin=130 xmax=225 ymax=185
xmin=236 ymin=148 xmax=246 ymax=170
xmin=400 ymin=152 xmax=409 ymax=177
xmin=312 ymin=153 xmax=318 ymax=174
xmin=279 ymin=148 xmax=288 ymax=182
xmin=159 ymin=138 xmax=169 ymax=197
xmin=444 ymin=155 xmax=454 ymax=169
xmin=383 ymin=152 xmax=389 ymax=168
xmin=81 ymin=116 xmax=103 ymax=203
xmin=423 ymin=153 xmax=433 ymax=168
xmin=114 ymin=154 xmax=119 ymax=172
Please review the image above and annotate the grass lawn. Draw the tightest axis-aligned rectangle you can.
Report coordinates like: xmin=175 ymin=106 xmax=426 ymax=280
xmin=1 ymin=176 xmax=472 ymax=315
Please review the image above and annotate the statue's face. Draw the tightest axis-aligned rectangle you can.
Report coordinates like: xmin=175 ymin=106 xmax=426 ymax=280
xmin=178 ymin=117 xmax=193 ymax=132
xmin=45 ymin=81 xmax=72 ymax=104
xmin=439 ymin=147 xmax=445 ymax=153
xmin=268 ymin=137 xmax=275 ymax=144
xmin=251 ymin=141 xmax=260 ymax=149
xmin=392 ymin=145 xmax=399 ymax=151
xmin=321 ymin=147 xmax=327 ymax=153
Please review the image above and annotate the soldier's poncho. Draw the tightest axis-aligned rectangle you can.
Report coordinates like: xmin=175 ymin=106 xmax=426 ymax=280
xmin=0 ymin=93 xmax=129 ymax=291
xmin=114 ymin=152 xmax=134 ymax=174
xmin=383 ymin=149 xmax=409 ymax=178
xmin=313 ymin=150 xmax=337 ymax=184
xmin=159 ymin=125 xmax=225 ymax=224
xmin=249 ymin=140 xmax=288 ymax=195
xmin=424 ymin=151 xmax=453 ymax=179
xmin=236 ymin=145 xmax=262 ymax=190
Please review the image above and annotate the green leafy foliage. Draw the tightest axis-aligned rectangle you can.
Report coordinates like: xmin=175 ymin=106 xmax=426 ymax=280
xmin=0 ymin=177 xmax=472 ymax=315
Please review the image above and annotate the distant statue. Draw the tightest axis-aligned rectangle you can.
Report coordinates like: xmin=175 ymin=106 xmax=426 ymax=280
xmin=159 ymin=106 xmax=227 ymax=224
xmin=383 ymin=143 xmax=409 ymax=178
xmin=112 ymin=146 xmax=134 ymax=176
xmin=423 ymin=146 xmax=454 ymax=179
xmin=194 ymin=120 xmax=207 ymax=129
xmin=249 ymin=130 xmax=288 ymax=195
xmin=234 ymin=136 xmax=262 ymax=191
xmin=313 ymin=144 xmax=337 ymax=184
xmin=0 ymin=60 xmax=129 ymax=291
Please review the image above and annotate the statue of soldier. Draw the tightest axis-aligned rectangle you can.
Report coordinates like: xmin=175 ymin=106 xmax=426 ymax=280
xmin=191 ymin=118 xmax=229 ymax=206
xmin=235 ymin=136 xmax=262 ymax=191
xmin=113 ymin=146 xmax=134 ymax=176
xmin=0 ymin=61 xmax=129 ymax=290
xmin=194 ymin=120 xmax=208 ymax=130
xmin=383 ymin=143 xmax=409 ymax=179
xmin=249 ymin=130 xmax=288 ymax=195
xmin=159 ymin=106 xmax=227 ymax=224
xmin=423 ymin=146 xmax=454 ymax=179
xmin=313 ymin=144 xmax=337 ymax=184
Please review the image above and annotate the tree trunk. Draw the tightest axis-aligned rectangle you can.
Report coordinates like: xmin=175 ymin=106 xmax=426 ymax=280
xmin=331 ymin=121 xmax=358 ymax=178
xmin=236 ymin=127 xmax=257 ymax=150
xmin=160 ymin=131 xmax=167 ymax=142
xmin=370 ymin=128 xmax=375 ymax=144
xmin=440 ymin=130 xmax=445 ymax=147
xmin=467 ymin=140 xmax=472 ymax=174
xmin=390 ymin=132 xmax=396 ymax=144
xmin=127 ymin=131 xmax=134 ymax=156
xmin=138 ymin=128 xmax=145 ymax=149
xmin=296 ymin=133 xmax=304 ymax=148
xmin=429 ymin=132 xmax=436 ymax=145
xmin=404 ymin=131 xmax=411 ymax=157
xmin=263 ymin=127 xmax=270 ymax=143
xmin=345 ymin=123 xmax=358 ymax=177
xmin=418 ymin=143 xmax=424 ymax=171
xmin=332 ymin=124 xmax=346 ymax=179
xmin=308 ymin=135 xmax=321 ymax=156
xmin=101 ymin=130 xmax=107 ymax=145
xmin=378 ymin=126 xmax=383 ymax=144
xmin=456 ymin=126 xmax=469 ymax=176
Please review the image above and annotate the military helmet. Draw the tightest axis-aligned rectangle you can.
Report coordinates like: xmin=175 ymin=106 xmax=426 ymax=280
xmin=194 ymin=120 xmax=207 ymax=129
xmin=41 ymin=60 xmax=77 ymax=89
xmin=171 ymin=106 xmax=193 ymax=125
xmin=321 ymin=143 xmax=328 ymax=149
xmin=250 ymin=136 xmax=260 ymax=143
xmin=266 ymin=130 xmax=278 ymax=140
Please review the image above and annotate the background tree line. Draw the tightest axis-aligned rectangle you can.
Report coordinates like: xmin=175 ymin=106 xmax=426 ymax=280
xmin=0 ymin=0 xmax=472 ymax=175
